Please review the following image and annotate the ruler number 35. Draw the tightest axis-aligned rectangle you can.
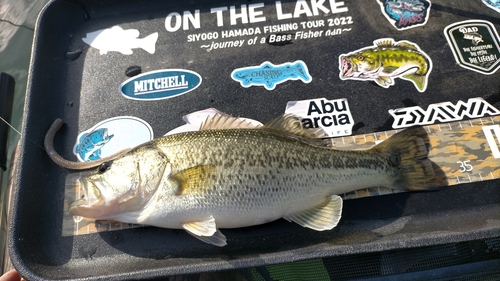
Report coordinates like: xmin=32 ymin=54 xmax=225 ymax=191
xmin=457 ymin=160 xmax=473 ymax=172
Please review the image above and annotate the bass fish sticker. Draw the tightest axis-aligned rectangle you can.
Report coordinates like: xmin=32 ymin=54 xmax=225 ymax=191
xmin=231 ymin=60 xmax=312 ymax=90
xmin=444 ymin=20 xmax=500 ymax=75
xmin=82 ymin=26 xmax=158 ymax=55
xmin=73 ymin=116 xmax=153 ymax=162
xmin=339 ymin=38 xmax=432 ymax=92
xmin=377 ymin=0 xmax=431 ymax=30
xmin=120 ymin=69 xmax=202 ymax=100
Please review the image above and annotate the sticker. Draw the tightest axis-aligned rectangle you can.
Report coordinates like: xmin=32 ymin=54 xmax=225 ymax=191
xmin=388 ymin=97 xmax=500 ymax=129
xmin=482 ymin=0 xmax=500 ymax=13
xmin=231 ymin=60 xmax=312 ymax=90
xmin=285 ymin=98 xmax=354 ymax=137
xmin=82 ymin=26 xmax=158 ymax=55
xmin=444 ymin=20 xmax=500 ymax=75
xmin=120 ymin=69 xmax=202 ymax=101
xmin=165 ymin=108 xmax=263 ymax=135
xmin=377 ymin=0 xmax=431 ymax=30
xmin=339 ymin=38 xmax=432 ymax=92
xmin=73 ymin=116 xmax=153 ymax=162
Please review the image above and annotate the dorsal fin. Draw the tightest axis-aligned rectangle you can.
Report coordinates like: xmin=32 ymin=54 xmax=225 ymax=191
xmin=396 ymin=41 xmax=418 ymax=50
xmin=376 ymin=40 xmax=395 ymax=48
xmin=200 ymin=114 xmax=262 ymax=130
xmin=262 ymin=114 xmax=329 ymax=147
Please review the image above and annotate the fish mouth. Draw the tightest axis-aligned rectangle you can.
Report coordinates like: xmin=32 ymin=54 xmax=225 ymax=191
xmin=340 ymin=57 xmax=354 ymax=77
xmin=68 ymin=178 xmax=105 ymax=218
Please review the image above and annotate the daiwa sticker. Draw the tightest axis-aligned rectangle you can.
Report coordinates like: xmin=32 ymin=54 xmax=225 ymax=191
xmin=285 ymin=98 xmax=354 ymax=137
xmin=73 ymin=117 xmax=153 ymax=162
xmin=231 ymin=60 xmax=311 ymax=90
xmin=82 ymin=26 xmax=158 ymax=55
xmin=389 ymin=98 xmax=500 ymax=129
xmin=482 ymin=0 xmax=500 ymax=13
xmin=339 ymin=38 xmax=432 ymax=92
xmin=377 ymin=0 xmax=431 ymax=30
xmin=444 ymin=20 xmax=500 ymax=75
xmin=120 ymin=69 xmax=202 ymax=101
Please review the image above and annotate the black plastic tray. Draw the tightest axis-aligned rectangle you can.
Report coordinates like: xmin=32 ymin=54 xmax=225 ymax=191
xmin=9 ymin=0 xmax=500 ymax=280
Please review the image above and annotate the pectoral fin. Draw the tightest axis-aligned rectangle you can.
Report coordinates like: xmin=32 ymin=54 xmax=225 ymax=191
xmin=171 ymin=165 xmax=216 ymax=195
xmin=182 ymin=216 xmax=227 ymax=247
xmin=283 ymin=195 xmax=343 ymax=231
xmin=375 ymin=76 xmax=393 ymax=87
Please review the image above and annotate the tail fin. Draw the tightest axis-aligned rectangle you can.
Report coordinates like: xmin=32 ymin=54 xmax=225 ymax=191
xmin=140 ymin=32 xmax=158 ymax=54
xmin=371 ymin=126 xmax=445 ymax=190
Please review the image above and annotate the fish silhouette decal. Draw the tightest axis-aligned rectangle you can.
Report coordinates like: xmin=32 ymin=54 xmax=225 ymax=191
xmin=82 ymin=26 xmax=158 ymax=55
xmin=231 ymin=61 xmax=312 ymax=90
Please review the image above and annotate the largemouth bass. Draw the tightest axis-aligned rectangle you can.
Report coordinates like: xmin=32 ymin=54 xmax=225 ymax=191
xmin=68 ymin=114 xmax=439 ymax=246
xmin=339 ymin=39 xmax=432 ymax=92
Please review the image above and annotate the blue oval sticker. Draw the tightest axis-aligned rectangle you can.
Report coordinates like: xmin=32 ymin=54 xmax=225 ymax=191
xmin=119 ymin=69 xmax=202 ymax=100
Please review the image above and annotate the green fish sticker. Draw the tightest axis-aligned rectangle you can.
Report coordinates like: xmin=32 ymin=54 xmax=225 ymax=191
xmin=339 ymin=38 xmax=432 ymax=92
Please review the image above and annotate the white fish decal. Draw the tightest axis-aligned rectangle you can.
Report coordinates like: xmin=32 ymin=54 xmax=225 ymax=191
xmin=82 ymin=26 xmax=158 ymax=55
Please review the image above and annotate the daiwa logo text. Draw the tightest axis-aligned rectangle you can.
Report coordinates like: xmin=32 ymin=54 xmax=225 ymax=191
xmin=120 ymin=69 xmax=202 ymax=100
xmin=389 ymin=98 xmax=500 ymax=129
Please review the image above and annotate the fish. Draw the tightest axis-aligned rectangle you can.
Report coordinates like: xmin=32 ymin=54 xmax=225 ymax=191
xmin=68 ymin=114 xmax=440 ymax=246
xmin=231 ymin=61 xmax=312 ymax=90
xmin=74 ymin=128 xmax=114 ymax=161
xmin=339 ymin=39 xmax=432 ymax=92
xmin=82 ymin=26 xmax=158 ymax=55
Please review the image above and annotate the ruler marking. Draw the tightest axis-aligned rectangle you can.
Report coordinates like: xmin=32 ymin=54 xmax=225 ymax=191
xmin=456 ymin=176 xmax=461 ymax=184
xmin=467 ymin=174 xmax=472 ymax=183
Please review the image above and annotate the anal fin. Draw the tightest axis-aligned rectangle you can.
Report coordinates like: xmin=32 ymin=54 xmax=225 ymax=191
xmin=283 ymin=195 xmax=343 ymax=231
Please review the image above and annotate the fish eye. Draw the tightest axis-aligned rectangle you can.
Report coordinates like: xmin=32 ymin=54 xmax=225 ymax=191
xmin=357 ymin=55 xmax=364 ymax=61
xmin=98 ymin=162 xmax=111 ymax=174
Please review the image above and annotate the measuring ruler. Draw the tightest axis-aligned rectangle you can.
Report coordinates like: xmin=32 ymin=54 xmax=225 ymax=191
xmin=62 ymin=116 xmax=500 ymax=236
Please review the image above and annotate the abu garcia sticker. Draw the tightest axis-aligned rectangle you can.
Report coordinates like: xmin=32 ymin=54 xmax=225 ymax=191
xmin=444 ymin=20 xmax=500 ymax=75
xmin=339 ymin=38 xmax=432 ymax=92
xmin=285 ymin=98 xmax=354 ymax=138
xmin=377 ymin=0 xmax=431 ymax=30
xmin=73 ymin=117 xmax=153 ymax=162
xmin=231 ymin=60 xmax=312 ymax=90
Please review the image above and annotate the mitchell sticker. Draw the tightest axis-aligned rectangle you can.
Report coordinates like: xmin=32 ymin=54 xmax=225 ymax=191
xmin=389 ymin=97 xmax=500 ymax=129
xmin=73 ymin=116 xmax=153 ymax=162
xmin=120 ymin=69 xmax=202 ymax=100
xmin=339 ymin=38 xmax=432 ymax=92
xmin=377 ymin=0 xmax=431 ymax=30
xmin=285 ymin=98 xmax=354 ymax=137
xmin=82 ymin=26 xmax=158 ymax=55
xmin=482 ymin=0 xmax=500 ymax=13
xmin=444 ymin=20 xmax=500 ymax=75
xmin=231 ymin=60 xmax=311 ymax=90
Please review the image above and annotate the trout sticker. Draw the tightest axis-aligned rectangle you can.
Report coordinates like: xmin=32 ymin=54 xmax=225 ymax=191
xmin=444 ymin=20 xmax=500 ymax=75
xmin=285 ymin=98 xmax=354 ymax=137
xmin=482 ymin=0 xmax=500 ymax=13
xmin=231 ymin=60 xmax=312 ymax=90
xmin=120 ymin=69 xmax=202 ymax=100
xmin=377 ymin=0 xmax=431 ymax=30
xmin=73 ymin=116 xmax=153 ymax=162
xmin=82 ymin=26 xmax=158 ymax=55
xmin=339 ymin=38 xmax=432 ymax=92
